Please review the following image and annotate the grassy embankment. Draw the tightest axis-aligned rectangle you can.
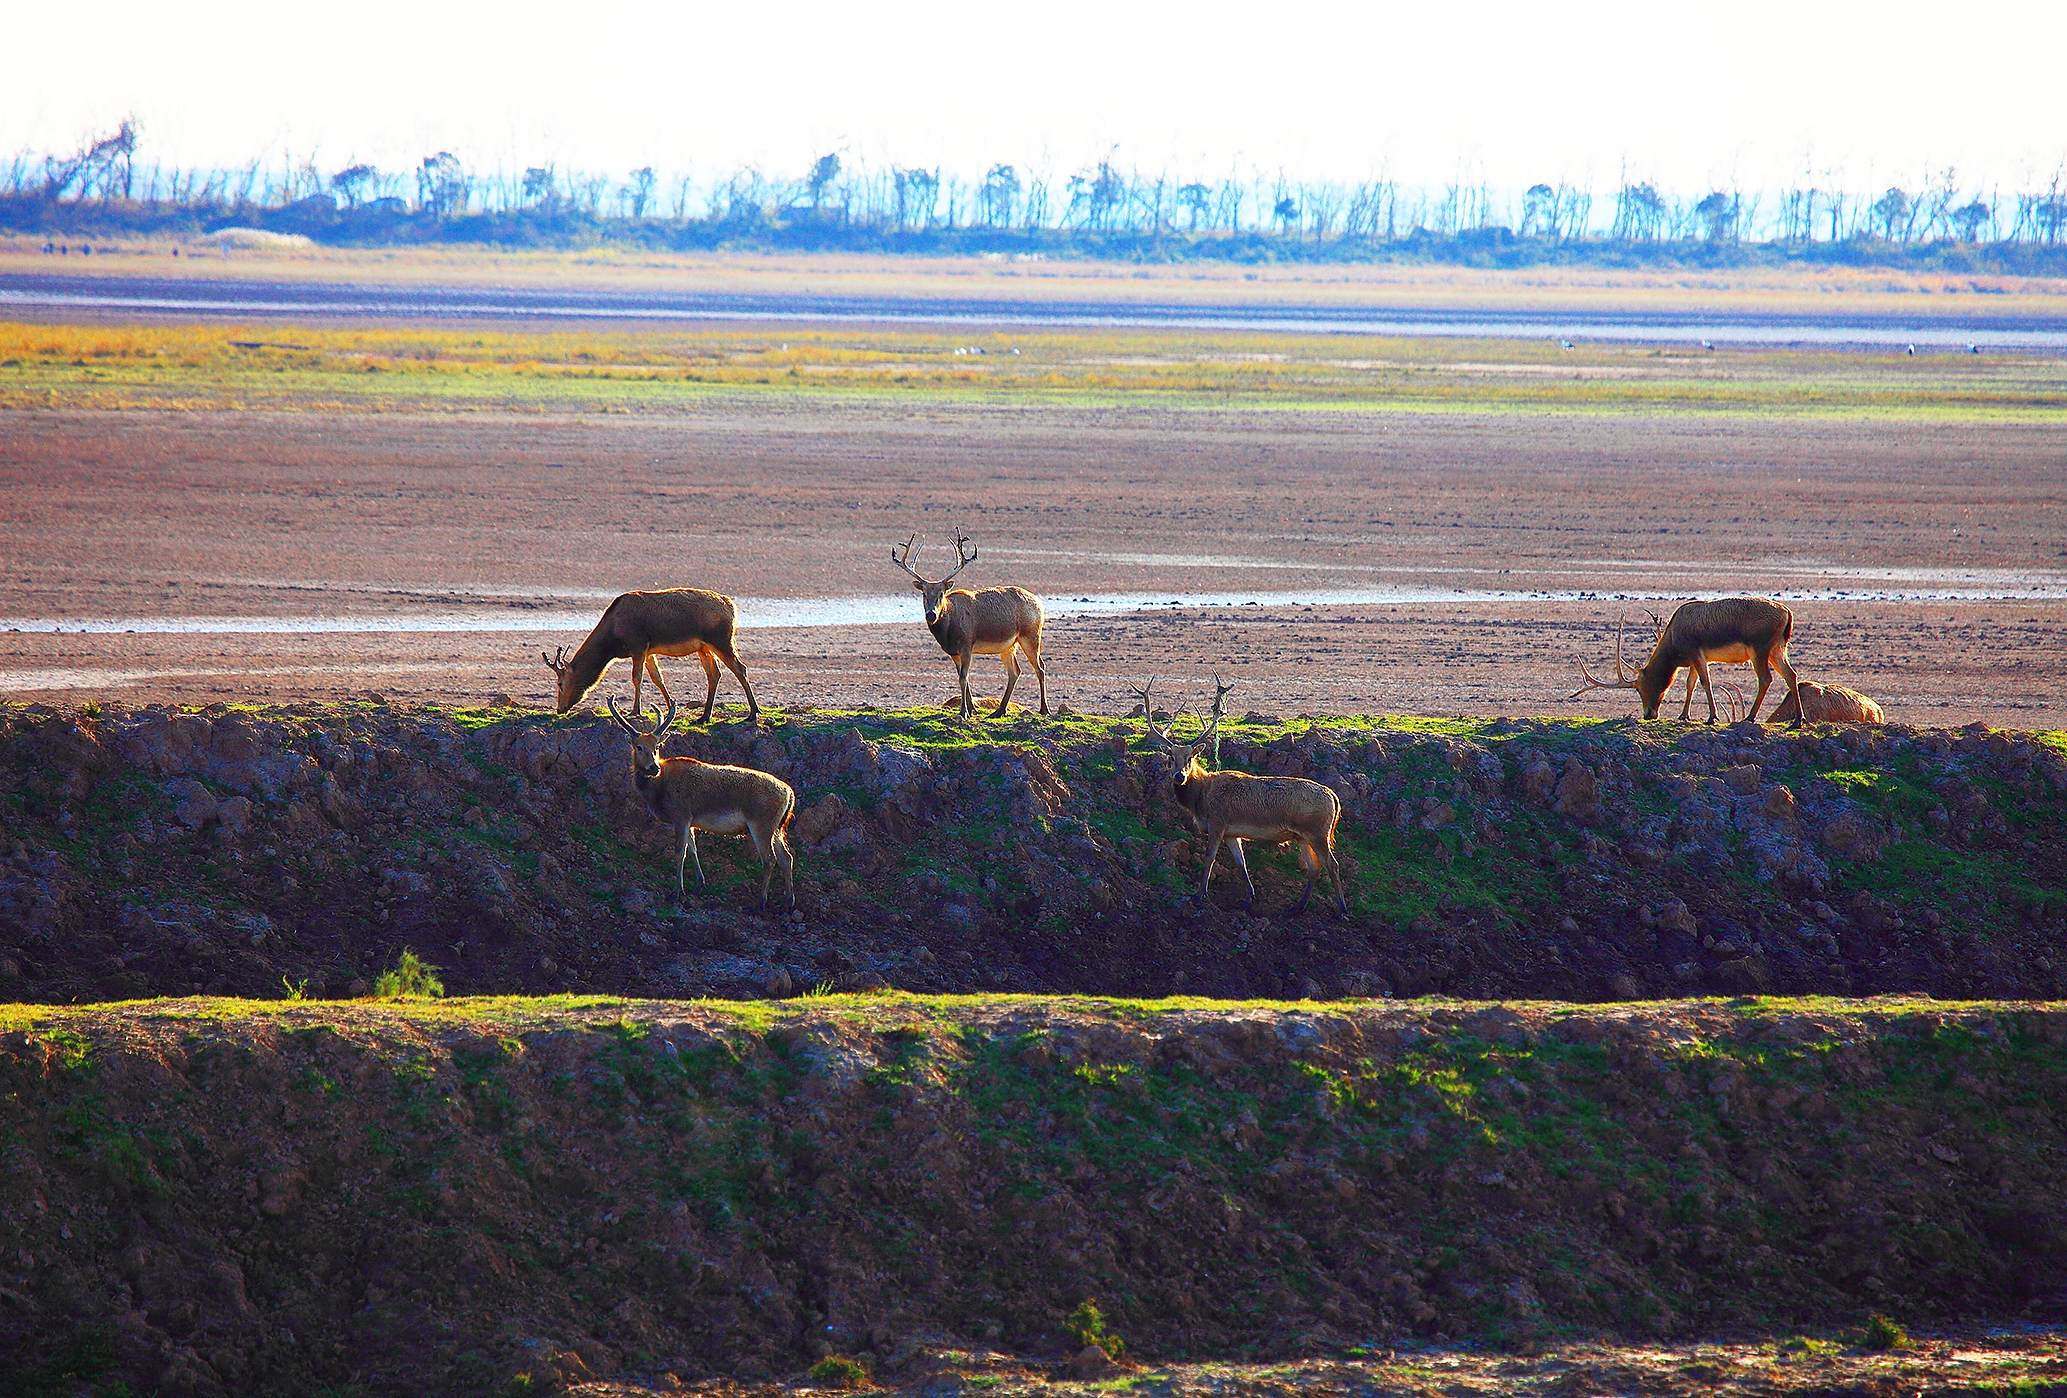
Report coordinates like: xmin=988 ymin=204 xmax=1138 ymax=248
xmin=2 ymin=992 xmax=2066 ymax=1395
xmin=5 ymin=700 xmax=2064 ymax=1007
xmin=4 ymin=319 xmax=2065 ymax=419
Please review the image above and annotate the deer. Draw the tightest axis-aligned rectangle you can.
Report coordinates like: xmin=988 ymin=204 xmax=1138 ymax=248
xmin=891 ymin=530 xmax=1048 ymax=719
xmin=1570 ymin=597 xmax=1802 ymax=726
xmin=544 ymin=588 xmax=759 ymax=724
xmin=1771 ymin=680 xmax=1885 ymax=726
xmin=604 ymin=692 xmax=796 ymax=908
xmin=1132 ymin=677 xmax=1348 ymax=916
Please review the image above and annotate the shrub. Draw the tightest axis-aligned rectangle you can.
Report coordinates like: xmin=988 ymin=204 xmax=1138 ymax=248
xmin=371 ymin=949 xmax=445 ymax=999
xmin=1064 ymin=1298 xmax=1126 ymax=1359
xmin=807 ymin=1355 xmax=871 ymax=1389
xmin=1862 ymin=1313 xmax=1912 ymax=1351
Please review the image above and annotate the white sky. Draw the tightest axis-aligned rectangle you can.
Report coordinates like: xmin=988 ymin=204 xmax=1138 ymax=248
xmin=6 ymin=0 xmax=2065 ymax=194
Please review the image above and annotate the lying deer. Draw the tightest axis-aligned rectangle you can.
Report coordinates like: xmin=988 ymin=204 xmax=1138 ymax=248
xmin=892 ymin=530 xmax=1048 ymax=719
xmin=1134 ymin=678 xmax=1348 ymax=916
xmin=1571 ymin=598 xmax=1801 ymax=726
xmin=545 ymin=588 xmax=760 ymax=723
xmin=605 ymin=693 xmax=796 ymax=907
xmin=1772 ymin=680 xmax=1885 ymax=725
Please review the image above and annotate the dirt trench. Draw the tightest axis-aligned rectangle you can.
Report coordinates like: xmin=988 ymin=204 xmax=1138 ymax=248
xmin=0 ymin=700 xmax=2063 ymax=1009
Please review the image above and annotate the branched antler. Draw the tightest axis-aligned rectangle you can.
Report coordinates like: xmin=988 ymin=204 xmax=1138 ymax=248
xmin=1567 ymin=617 xmax=1643 ymax=701
xmin=942 ymin=528 xmax=978 ymax=583
xmin=889 ymin=534 xmax=922 ymax=580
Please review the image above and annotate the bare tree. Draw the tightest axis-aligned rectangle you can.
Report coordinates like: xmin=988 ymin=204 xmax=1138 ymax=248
xmin=1954 ymin=196 xmax=1991 ymax=242
xmin=624 ymin=166 xmax=657 ymax=218
xmin=979 ymin=163 xmax=1021 ymax=227
xmin=1870 ymin=186 xmax=1910 ymax=241
xmin=1611 ymin=178 xmax=1665 ymax=240
xmin=417 ymin=152 xmax=469 ymax=215
xmin=1694 ymin=190 xmax=1739 ymax=241
xmin=804 ymin=152 xmax=840 ymax=211
xmin=332 ymin=163 xmax=377 ymax=210
xmin=892 ymin=166 xmax=939 ymax=230
xmin=1520 ymin=183 xmax=1555 ymax=236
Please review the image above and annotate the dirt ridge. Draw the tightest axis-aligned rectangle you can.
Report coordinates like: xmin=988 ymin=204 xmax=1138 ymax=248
xmin=0 ymin=701 xmax=2062 ymax=1007
xmin=1 ymin=996 xmax=2065 ymax=1395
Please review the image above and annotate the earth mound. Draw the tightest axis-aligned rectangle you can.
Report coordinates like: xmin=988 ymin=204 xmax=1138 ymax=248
xmin=2 ymin=996 xmax=2065 ymax=1395
xmin=0 ymin=701 xmax=2061 ymax=1006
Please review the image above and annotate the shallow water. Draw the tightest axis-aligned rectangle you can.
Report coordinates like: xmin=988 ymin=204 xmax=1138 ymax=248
xmin=7 ymin=278 xmax=2067 ymax=350
xmin=2 ymin=576 xmax=2059 ymax=638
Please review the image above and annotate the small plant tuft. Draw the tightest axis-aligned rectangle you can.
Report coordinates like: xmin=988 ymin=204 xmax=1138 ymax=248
xmin=371 ymin=949 xmax=445 ymax=999
xmin=808 ymin=1355 xmax=872 ymax=1389
xmin=1861 ymin=1313 xmax=1912 ymax=1351
xmin=1065 ymin=1297 xmax=1126 ymax=1360
xmin=280 ymin=976 xmax=310 ymax=1002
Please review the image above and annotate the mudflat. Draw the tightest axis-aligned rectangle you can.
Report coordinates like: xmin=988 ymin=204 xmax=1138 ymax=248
xmin=1 ymin=399 xmax=2060 ymax=726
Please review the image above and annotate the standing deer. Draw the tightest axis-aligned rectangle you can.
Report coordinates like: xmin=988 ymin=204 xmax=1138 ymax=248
xmin=605 ymin=693 xmax=796 ymax=907
xmin=1570 ymin=598 xmax=1801 ymax=726
xmin=545 ymin=588 xmax=760 ymax=723
xmin=891 ymin=530 xmax=1048 ymax=719
xmin=1133 ymin=678 xmax=1348 ymax=916
xmin=1772 ymin=680 xmax=1885 ymax=725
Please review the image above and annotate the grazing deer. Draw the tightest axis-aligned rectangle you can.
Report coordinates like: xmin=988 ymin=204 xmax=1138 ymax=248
xmin=1133 ymin=678 xmax=1348 ymax=916
xmin=1570 ymin=598 xmax=1801 ymax=726
xmin=1772 ymin=680 xmax=1885 ymax=726
xmin=891 ymin=530 xmax=1048 ymax=719
xmin=605 ymin=693 xmax=796 ymax=907
xmin=544 ymin=589 xmax=760 ymax=723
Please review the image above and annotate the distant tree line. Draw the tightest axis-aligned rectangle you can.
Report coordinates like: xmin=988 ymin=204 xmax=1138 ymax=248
xmin=7 ymin=125 xmax=2067 ymax=271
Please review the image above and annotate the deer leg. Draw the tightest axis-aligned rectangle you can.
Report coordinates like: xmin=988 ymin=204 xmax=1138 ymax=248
xmin=630 ymin=649 xmax=647 ymax=716
xmin=1747 ymin=652 xmax=1774 ymax=722
xmin=1201 ymin=829 xmax=1226 ymax=898
xmin=1694 ymin=656 xmax=1720 ymax=723
xmin=696 ymin=649 xmax=721 ymax=724
xmin=1677 ymin=666 xmax=1696 ymax=721
xmin=992 ymin=646 xmax=1020 ymax=719
xmin=1226 ymin=837 xmax=1257 ymax=907
xmin=1772 ymin=645 xmax=1803 ymax=729
xmin=674 ymin=823 xmax=695 ymax=897
xmin=1023 ymin=627 xmax=1049 ymax=715
xmin=684 ymin=827 xmax=706 ymax=892
xmin=1326 ymin=839 xmax=1348 ymax=917
xmin=954 ymin=652 xmax=975 ymax=719
xmin=713 ymin=642 xmax=759 ymax=723
xmin=769 ymin=826 xmax=796 ymax=909
xmin=643 ymin=652 xmax=675 ymax=714
xmin=1293 ymin=841 xmax=1319 ymax=914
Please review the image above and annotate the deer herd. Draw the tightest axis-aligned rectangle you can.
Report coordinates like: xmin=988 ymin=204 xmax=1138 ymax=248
xmin=543 ymin=531 xmax=1883 ymax=914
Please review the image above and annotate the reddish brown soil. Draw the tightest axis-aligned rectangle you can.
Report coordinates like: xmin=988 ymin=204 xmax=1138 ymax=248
xmin=1 ymin=403 xmax=2059 ymax=726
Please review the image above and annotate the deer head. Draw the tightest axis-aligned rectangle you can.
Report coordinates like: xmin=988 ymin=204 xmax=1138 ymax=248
xmin=1131 ymin=676 xmax=1236 ymax=793
xmin=890 ymin=529 xmax=978 ymax=626
xmin=606 ymin=691 xmax=678 ymax=779
xmin=541 ymin=645 xmax=581 ymax=714
xmin=1568 ymin=617 xmax=1672 ymax=718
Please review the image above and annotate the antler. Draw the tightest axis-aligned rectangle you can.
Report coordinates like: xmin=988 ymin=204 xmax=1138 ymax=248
xmin=541 ymin=645 xmax=569 ymax=676
xmin=890 ymin=534 xmax=923 ymax=580
xmin=1129 ymin=677 xmax=1183 ymax=750
xmin=941 ymin=528 xmax=978 ymax=583
xmin=1199 ymin=674 xmax=1236 ymax=763
xmin=1717 ymin=682 xmax=1749 ymax=723
xmin=1567 ymin=617 xmax=1642 ymax=700
xmin=607 ymin=691 xmax=679 ymax=740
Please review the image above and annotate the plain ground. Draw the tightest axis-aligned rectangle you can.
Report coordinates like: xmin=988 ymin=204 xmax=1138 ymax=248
xmin=0 ymin=400 xmax=2060 ymax=726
